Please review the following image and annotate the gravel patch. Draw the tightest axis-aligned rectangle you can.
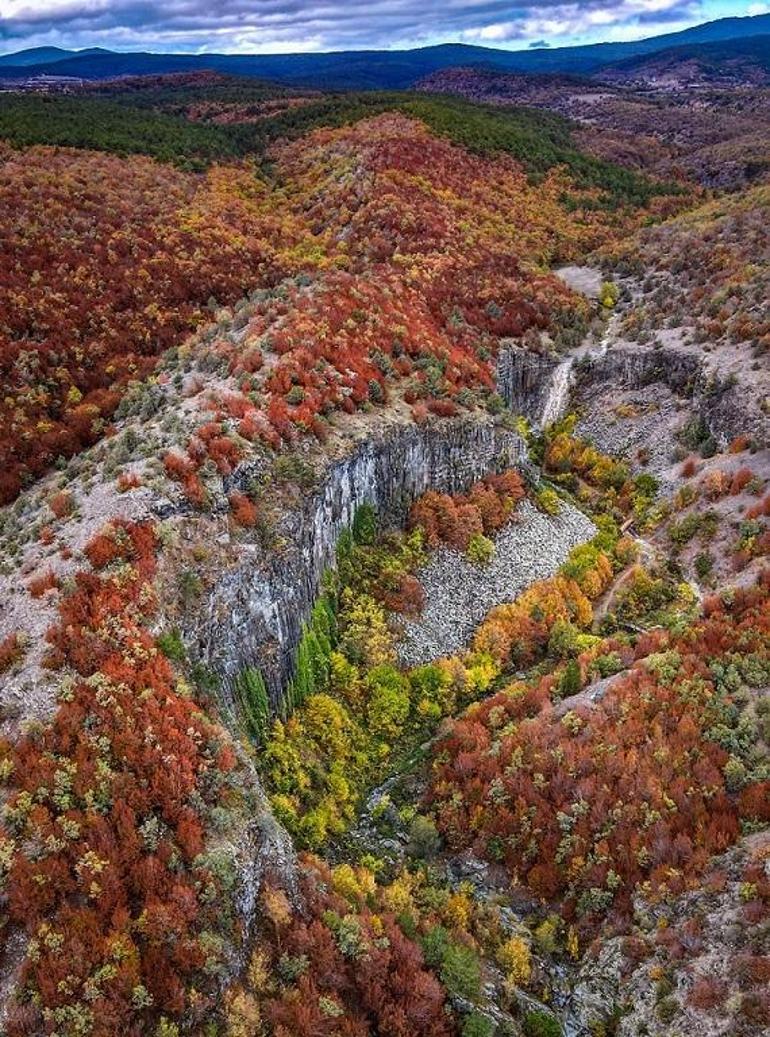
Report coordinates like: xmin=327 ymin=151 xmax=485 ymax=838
xmin=397 ymin=498 xmax=595 ymax=666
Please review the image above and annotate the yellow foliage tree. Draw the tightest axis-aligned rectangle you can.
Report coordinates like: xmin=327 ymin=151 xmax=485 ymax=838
xmin=497 ymin=935 xmax=532 ymax=986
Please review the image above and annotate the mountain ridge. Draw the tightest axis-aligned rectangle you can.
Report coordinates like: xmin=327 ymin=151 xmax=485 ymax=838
xmin=1 ymin=12 xmax=768 ymax=88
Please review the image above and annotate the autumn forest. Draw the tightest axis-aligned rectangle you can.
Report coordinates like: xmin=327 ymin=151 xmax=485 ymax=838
xmin=0 ymin=27 xmax=768 ymax=1037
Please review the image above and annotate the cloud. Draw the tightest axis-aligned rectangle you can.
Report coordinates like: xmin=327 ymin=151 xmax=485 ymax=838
xmin=0 ymin=0 xmax=708 ymax=54
xmin=528 ymin=38 xmax=551 ymax=46
xmin=459 ymin=0 xmax=706 ymax=45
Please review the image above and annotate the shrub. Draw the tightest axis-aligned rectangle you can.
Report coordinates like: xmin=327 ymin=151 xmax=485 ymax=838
xmin=49 ymin=490 xmax=73 ymax=519
xmin=558 ymin=659 xmax=582 ymax=698
xmin=467 ymin=533 xmax=495 ymax=566
xmin=0 ymin=632 xmax=25 ymax=673
xmin=440 ymin=942 xmax=482 ymax=1000
xmin=407 ymin=816 xmax=441 ymax=859
xmin=523 ymin=1011 xmax=562 ymax=1037
xmin=497 ymin=935 xmax=531 ymax=985
xmin=688 ymin=976 xmax=727 ymax=1010
xmin=599 ymin=281 xmax=619 ymax=308
xmin=462 ymin=1012 xmax=495 ymax=1037
xmin=695 ymin=551 xmax=713 ymax=580
xmin=536 ymin=488 xmax=561 ymax=515
xmin=27 ymin=570 xmax=58 ymax=598
xmin=729 ymin=435 xmax=751 ymax=453
xmin=116 ymin=471 xmax=142 ymax=492
xmin=730 ymin=468 xmax=754 ymax=495
xmin=156 ymin=627 xmax=186 ymax=661
xmin=230 ymin=491 xmax=258 ymax=528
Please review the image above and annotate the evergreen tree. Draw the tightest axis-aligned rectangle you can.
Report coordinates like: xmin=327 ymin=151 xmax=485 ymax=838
xmin=235 ymin=667 xmax=270 ymax=742
xmin=352 ymin=503 xmax=377 ymax=545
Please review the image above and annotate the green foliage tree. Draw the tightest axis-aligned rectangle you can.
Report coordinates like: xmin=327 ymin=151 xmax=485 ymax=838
xmin=366 ymin=664 xmax=411 ymax=742
xmin=235 ymin=666 xmax=270 ymax=742
xmin=352 ymin=502 xmax=377 ymax=546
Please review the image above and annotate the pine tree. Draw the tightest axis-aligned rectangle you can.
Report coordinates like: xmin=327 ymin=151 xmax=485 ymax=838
xmin=236 ymin=667 xmax=270 ymax=742
xmin=352 ymin=503 xmax=377 ymax=545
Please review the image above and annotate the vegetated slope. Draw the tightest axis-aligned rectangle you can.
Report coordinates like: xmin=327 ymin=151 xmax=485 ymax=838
xmin=600 ymin=33 xmax=770 ymax=87
xmin=0 ymin=94 xmax=242 ymax=168
xmin=604 ymin=183 xmax=770 ymax=358
xmin=81 ymin=72 xmax=322 ymax=125
xmin=0 ymin=143 xmax=320 ymax=504
xmin=0 ymin=92 xmax=685 ymax=506
xmin=1 ymin=12 xmax=769 ymax=86
xmin=0 ymin=83 xmax=685 ymax=201
xmin=418 ymin=66 xmax=770 ymax=187
xmin=1 ymin=55 xmax=768 ymax=1037
xmin=424 ymin=577 xmax=770 ymax=1036
xmin=121 ymin=112 xmax=638 ymax=507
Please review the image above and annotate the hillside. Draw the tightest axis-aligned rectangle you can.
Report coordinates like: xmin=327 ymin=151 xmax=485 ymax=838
xmin=601 ymin=34 xmax=770 ymax=87
xmin=418 ymin=65 xmax=770 ymax=188
xmin=0 ymin=48 xmax=769 ymax=1037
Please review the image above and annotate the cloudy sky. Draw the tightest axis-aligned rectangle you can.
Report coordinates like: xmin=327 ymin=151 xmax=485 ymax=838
xmin=0 ymin=0 xmax=762 ymax=55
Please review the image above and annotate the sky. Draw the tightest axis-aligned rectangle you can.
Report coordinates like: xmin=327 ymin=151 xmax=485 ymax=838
xmin=0 ymin=0 xmax=764 ymax=56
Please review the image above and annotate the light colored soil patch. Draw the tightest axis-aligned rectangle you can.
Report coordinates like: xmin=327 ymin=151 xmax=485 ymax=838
xmin=554 ymin=265 xmax=603 ymax=299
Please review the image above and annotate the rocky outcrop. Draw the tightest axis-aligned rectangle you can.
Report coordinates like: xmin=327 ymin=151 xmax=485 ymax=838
xmin=497 ymin=346 xmax=564 ymax=427
xmin=187 ymin=330 xmax=763 ymax=723
xmin=578 ymin=343 xmax=702 ymax=397
xmin=189 ymin=416 xmax=525 ymax=714
xmin=576 ymin=343 xmax=768 ymax=447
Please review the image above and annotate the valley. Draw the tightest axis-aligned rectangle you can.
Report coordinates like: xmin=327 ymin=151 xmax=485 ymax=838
xmin=0 ymin=22 xmax=768 ymax=1037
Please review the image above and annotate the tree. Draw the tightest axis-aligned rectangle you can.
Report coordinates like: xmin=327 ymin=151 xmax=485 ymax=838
xmin=235 ymin=667 xmax=271 ymax=741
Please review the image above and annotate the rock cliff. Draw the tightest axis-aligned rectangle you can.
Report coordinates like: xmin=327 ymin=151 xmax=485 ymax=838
xmin=186 ymin=416 xmax=526 ymax=713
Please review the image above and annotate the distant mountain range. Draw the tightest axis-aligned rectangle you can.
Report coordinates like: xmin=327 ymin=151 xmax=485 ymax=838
xmin=601 ymin=32 xmax=770 ymax=86
xmin=0 ymin=12 xmax=768 ymax=89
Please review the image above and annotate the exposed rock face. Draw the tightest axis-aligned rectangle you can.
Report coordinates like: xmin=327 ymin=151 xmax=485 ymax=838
xmin=500 ymin=325 xmax=768 ymax=449
xmin=497 ymin=345 xmax=563 ymax=426
xmin=190 ymin=416 xmax=525 ymax=714
xmin=219 ymin=754 xmax=299 ymax=979
xmin=576 ymin=343 xmax=768 ymax=447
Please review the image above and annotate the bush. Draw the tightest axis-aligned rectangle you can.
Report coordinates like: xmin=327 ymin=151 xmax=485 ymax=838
xmin=420 ymin=926 xmax=450 ymax=970
xmin=558 ymin=659 xmax=582 ymax=698
xmin=467 ymin=533 xmax=495 ymax=566
xmin=462 ymin=1012 xmax=495 ymax=1037
xmin=440 ymin=943 xmax=482 ymax=1000
xmin=599 ymin=281 xmax=619 ymax=309
xmin=496 ymin=935 xmax=531 ymax=985
xmin=156 ymin=627 xmax=186 ymax=661
xmin=536 ymin=488 xmax=561 ymax=515
xmin=694 ymin=551 xmax=713 ymax=580
xmin=407 ymin=816 xmax=441 ymax=859
xmin=523 ymin=1011 xmax=562 ymax=1037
